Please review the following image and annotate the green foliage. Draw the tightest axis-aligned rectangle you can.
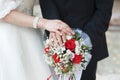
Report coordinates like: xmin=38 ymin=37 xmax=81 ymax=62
xmin=81 ymin=45 xmax=90 ymax=51
xmin=73 ymin=32 xmax=81 ymax=40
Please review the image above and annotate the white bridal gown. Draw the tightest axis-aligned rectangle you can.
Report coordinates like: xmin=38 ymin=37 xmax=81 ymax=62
xmin=0 ymin=0 xmax=54 ymax=80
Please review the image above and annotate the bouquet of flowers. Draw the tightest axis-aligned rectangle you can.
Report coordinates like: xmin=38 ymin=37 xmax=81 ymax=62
xmin=44 ymin=29 xmax=92 ymax=80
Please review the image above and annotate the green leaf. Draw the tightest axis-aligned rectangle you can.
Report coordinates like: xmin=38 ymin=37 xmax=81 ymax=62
xmin=73 ymin=32 xmax=81 ymax=40
xmin=81 ymin=45 xmax=90 ymax=51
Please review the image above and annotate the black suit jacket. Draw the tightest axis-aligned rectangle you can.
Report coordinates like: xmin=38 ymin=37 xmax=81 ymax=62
xmin=40 ymin=0 xmax=114 ymax=61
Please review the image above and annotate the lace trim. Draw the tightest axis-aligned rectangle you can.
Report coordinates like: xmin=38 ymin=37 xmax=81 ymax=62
xmin=0 ymin=0 xmax=22 ymax=19
xmin=17 ymin=0 xmax=35 ymax=15
xmin=17 ymin=2 xmax=33 ymax=15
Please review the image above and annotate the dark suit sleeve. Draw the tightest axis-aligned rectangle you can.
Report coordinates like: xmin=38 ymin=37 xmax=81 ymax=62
xmin=40 ymin=0 xmax=60 ymax=19
xmin=83 ymin=0 xmax=114 ymax=46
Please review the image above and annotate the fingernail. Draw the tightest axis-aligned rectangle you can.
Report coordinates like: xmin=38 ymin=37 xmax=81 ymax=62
xmin=73 ymin=32 xmax=75 ymax=34
xmin=68 ymin=33 xmax=71 ymax=35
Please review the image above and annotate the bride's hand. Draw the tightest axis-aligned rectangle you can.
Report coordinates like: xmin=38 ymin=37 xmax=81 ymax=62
xmin=38 ymin=19 xmax=74 ymax=35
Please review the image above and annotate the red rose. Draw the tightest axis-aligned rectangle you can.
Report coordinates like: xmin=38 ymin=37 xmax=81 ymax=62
xmin=65 ymin=39 xmax=76 ymax=51
xmin=72 ymin=54 xmax=82 ymax=64
xmin=44 ymin=47 xmax=49 ymax=53
xmin=53 ymin=53 xmax=60 ymax=63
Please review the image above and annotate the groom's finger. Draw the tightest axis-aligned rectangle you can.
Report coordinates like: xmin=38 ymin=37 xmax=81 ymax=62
xmin=52 ymin=33 xmax=59 ymax=46
xmin=56 ymin=34 xmax=63 ymax=46
xmin=49 ymin=33 xmax=54 ymax=44
xmin=61 ymin=32 xmax=66 ymax=43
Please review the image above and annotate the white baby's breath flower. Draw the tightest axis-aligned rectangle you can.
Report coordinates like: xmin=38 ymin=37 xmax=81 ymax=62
xmin=44 ymin=56 xmax=53 ymax=65
xmin=75 ymin=41 xmax=79 ymax=46
xmin=66 ymin=35 xmax=72 ymax=40
xmin=68 ymin=53 xmax=75 ymax=59
xmin=66 ymin=50 xmax=75 ymax=59
xmin=60 ymin=58 xmax=64 ymax=62
xmin=66 ymin=50 xmax=72 ymax=54
xmin=61 ymin=47 xmax=66 ymax=52
xmin=59 ymin=54 xmax=62 ymax=58
xmin=72 ymin=64 xmax=80 ymax=71
xmin=45 ymin=39 xmax=50 ymax=45
xmin=52 ymin=47 xmax=60 ymax=54
xmin=75 ymin=41 xmax=81 ymax=54
xmin=75 ymin=46 xmax=81 ymax=54
xmin=57 ymin=46 xmax=66 ymax=54
xmin=54 ymin=67 xmax=62 ymax=75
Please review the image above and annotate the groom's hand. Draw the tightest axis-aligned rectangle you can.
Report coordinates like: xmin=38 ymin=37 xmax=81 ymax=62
xmin=49 ymin=32 xmax=67 ymax=46
xmin=38 ymin=19 xmax=74 ymax=36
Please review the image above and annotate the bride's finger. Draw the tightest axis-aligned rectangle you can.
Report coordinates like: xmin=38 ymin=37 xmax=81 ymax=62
xmin=60 ymin=24 xmax=74 ymax=35
xmin=66 ymin=27 xmax=74 ymax=35
xmin=56 ymin=25 xmax=69 ymax=35
xmin=63 ymin=23 xmax=74 ymax=34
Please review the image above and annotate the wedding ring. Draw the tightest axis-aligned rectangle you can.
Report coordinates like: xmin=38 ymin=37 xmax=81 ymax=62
xmin=51 ymin=38 xmax=54 ymax=42
xmin=58 ymin=26 xmax=62 ymax=30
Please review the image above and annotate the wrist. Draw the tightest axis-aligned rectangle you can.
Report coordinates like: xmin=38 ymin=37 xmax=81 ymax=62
xmin=32 ymin=17 xmax=40 ymax=29
xmin=37 ymin=18 xmax=47 ymax=29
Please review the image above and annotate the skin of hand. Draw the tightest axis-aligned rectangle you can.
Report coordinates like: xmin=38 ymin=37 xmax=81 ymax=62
xmin=2 ymin=10 xmax=74 ymax=36
xmin=38 ymin=19 xmax=74 ymax=35
xmin=49 ymin=31 xmax=68 ymax=46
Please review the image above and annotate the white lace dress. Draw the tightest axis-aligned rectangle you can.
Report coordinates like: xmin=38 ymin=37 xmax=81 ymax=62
xmin=0 ymin=0 xmax=53 ymax=80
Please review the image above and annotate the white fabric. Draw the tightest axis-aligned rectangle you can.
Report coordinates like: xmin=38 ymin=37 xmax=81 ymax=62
xmin=0 ymin=0 xmax=22 ymax=19
xmin=0 ymin=0 xmax=54 ymax=80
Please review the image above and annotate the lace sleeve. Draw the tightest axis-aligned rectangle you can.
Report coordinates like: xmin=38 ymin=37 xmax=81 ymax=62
xmin=0 ymin=0 xmax=22 ymax=19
